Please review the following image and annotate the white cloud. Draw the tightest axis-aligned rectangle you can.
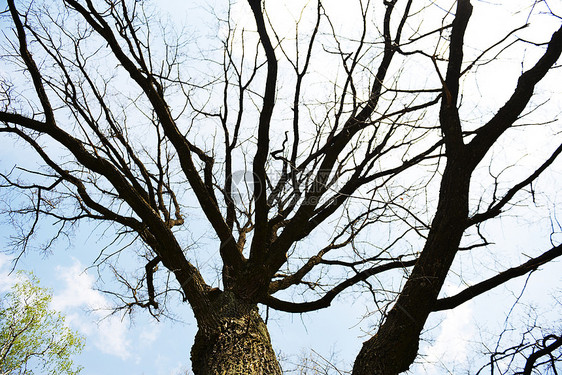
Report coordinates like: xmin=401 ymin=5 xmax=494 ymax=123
xmin=0 ymin=253 xmax=19 ymax=293
xmin=139 ymin=322 xmax=161 ymax=346
xmin=51 ymin=262 xmax=108 ymax=310
xmin=425 ymin=306 xmax=473 ymax=366
xmin=423 ymin=284 xmax=476 ymax=374
xmin=51 ymin=260 xmax=132 ymax=360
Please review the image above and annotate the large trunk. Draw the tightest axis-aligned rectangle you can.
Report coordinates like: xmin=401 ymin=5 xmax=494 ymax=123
xmin=353 ymin=160 xmax=471 ymax=375
xmin=190 ymin=291 xmax=281 ymax=375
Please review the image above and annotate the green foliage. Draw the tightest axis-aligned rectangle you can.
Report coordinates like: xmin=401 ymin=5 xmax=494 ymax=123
xmin=0 ymin=272 xmax=85 ymax=375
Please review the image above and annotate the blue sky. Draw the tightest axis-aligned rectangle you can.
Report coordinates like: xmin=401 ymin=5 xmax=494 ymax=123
xmin=0 ymin=238 xmax=196 ymax=375
xmin=1 ymin=222 xmax=559 ymax=374
xmin=0 ymin=244 xmax=367 ymax=374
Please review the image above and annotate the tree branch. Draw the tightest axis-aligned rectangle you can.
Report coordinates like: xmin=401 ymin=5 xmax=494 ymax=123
xmin=434 ymin=244 xmax=562 ymax=311
xmin=263 ymin=258 xmax=417 ymax=313
xmin=468 ymin=142 xmax=562 ymax=226
xmin=468 ymin=25 xmax=562 ymax=167
xmin=247 ymin=0 xmax=278 ymax=264
xmin=438 ymin=0 xmax=472 ymax=153
xmin=522 ymin=334 xmax=562 ymax=375
xmin=63 ymin=0 xmax=244 ymax=276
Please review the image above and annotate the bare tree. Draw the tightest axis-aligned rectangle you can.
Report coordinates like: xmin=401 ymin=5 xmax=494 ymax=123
xmin=1 ymin=0 xmax=561 ymax=374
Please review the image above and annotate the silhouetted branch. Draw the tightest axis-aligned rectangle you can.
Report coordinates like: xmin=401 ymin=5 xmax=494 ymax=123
xmin=434 ymin=244 xmax=562 ymax=311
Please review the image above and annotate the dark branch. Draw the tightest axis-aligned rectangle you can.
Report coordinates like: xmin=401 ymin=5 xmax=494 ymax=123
xmin=468 ymin=25 xmax=562 ymax=167
xmin=522 ymin=334 xmax=562 ymax=375
xmin=468 ymin=142 xmax=562 ymax=226
xmin=263 ymin=258 xmax=417 ymax=313
xmin=247 ymin=0 xmax=278 ymax=264
xmin=144 ymin=256 xmax=161 ymax=310
xmin=434 ymin=244 xmax=562 ymax=311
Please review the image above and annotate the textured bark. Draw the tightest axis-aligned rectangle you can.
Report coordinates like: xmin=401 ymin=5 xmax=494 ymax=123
xmin=191 ymin=291 xmax=281 ymax=375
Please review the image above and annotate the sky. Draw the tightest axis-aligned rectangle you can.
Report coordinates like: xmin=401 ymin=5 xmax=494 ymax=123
xmin=1 ymin=0 xmax=562 ymax=374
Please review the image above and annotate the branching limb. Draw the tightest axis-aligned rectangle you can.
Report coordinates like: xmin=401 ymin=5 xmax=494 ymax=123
xmin=246 ymin=0 xmax=279 ymax=263
xmin=263 ymin=258 xmax=417 ymax=313
xmin=144 ymin=255 xmax=161 ymax=310
xmin=468 ymin=25 xmax=562 ymax=167
xmin=468 ymin=142 xmax=562 ymax=227
xmin=63 ymin=0 xmax=244 ymax=276
xmin=434 ymin=244 xmax=562 ymax=311
xmin=520 ymin=334 xmax=562 ymax=375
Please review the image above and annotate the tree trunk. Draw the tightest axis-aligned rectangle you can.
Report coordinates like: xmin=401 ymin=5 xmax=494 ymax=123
xmin=353 ymin=159 xmax=471 ymax=375
xmin=190 ymin=291 xmax=281 ymax=375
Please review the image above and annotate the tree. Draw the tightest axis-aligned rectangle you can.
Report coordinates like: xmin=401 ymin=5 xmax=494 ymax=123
xmin=0 ymin=0 xmax=561 ymax=373
xmin=0 ymin=272 xmax=84 ymax=375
